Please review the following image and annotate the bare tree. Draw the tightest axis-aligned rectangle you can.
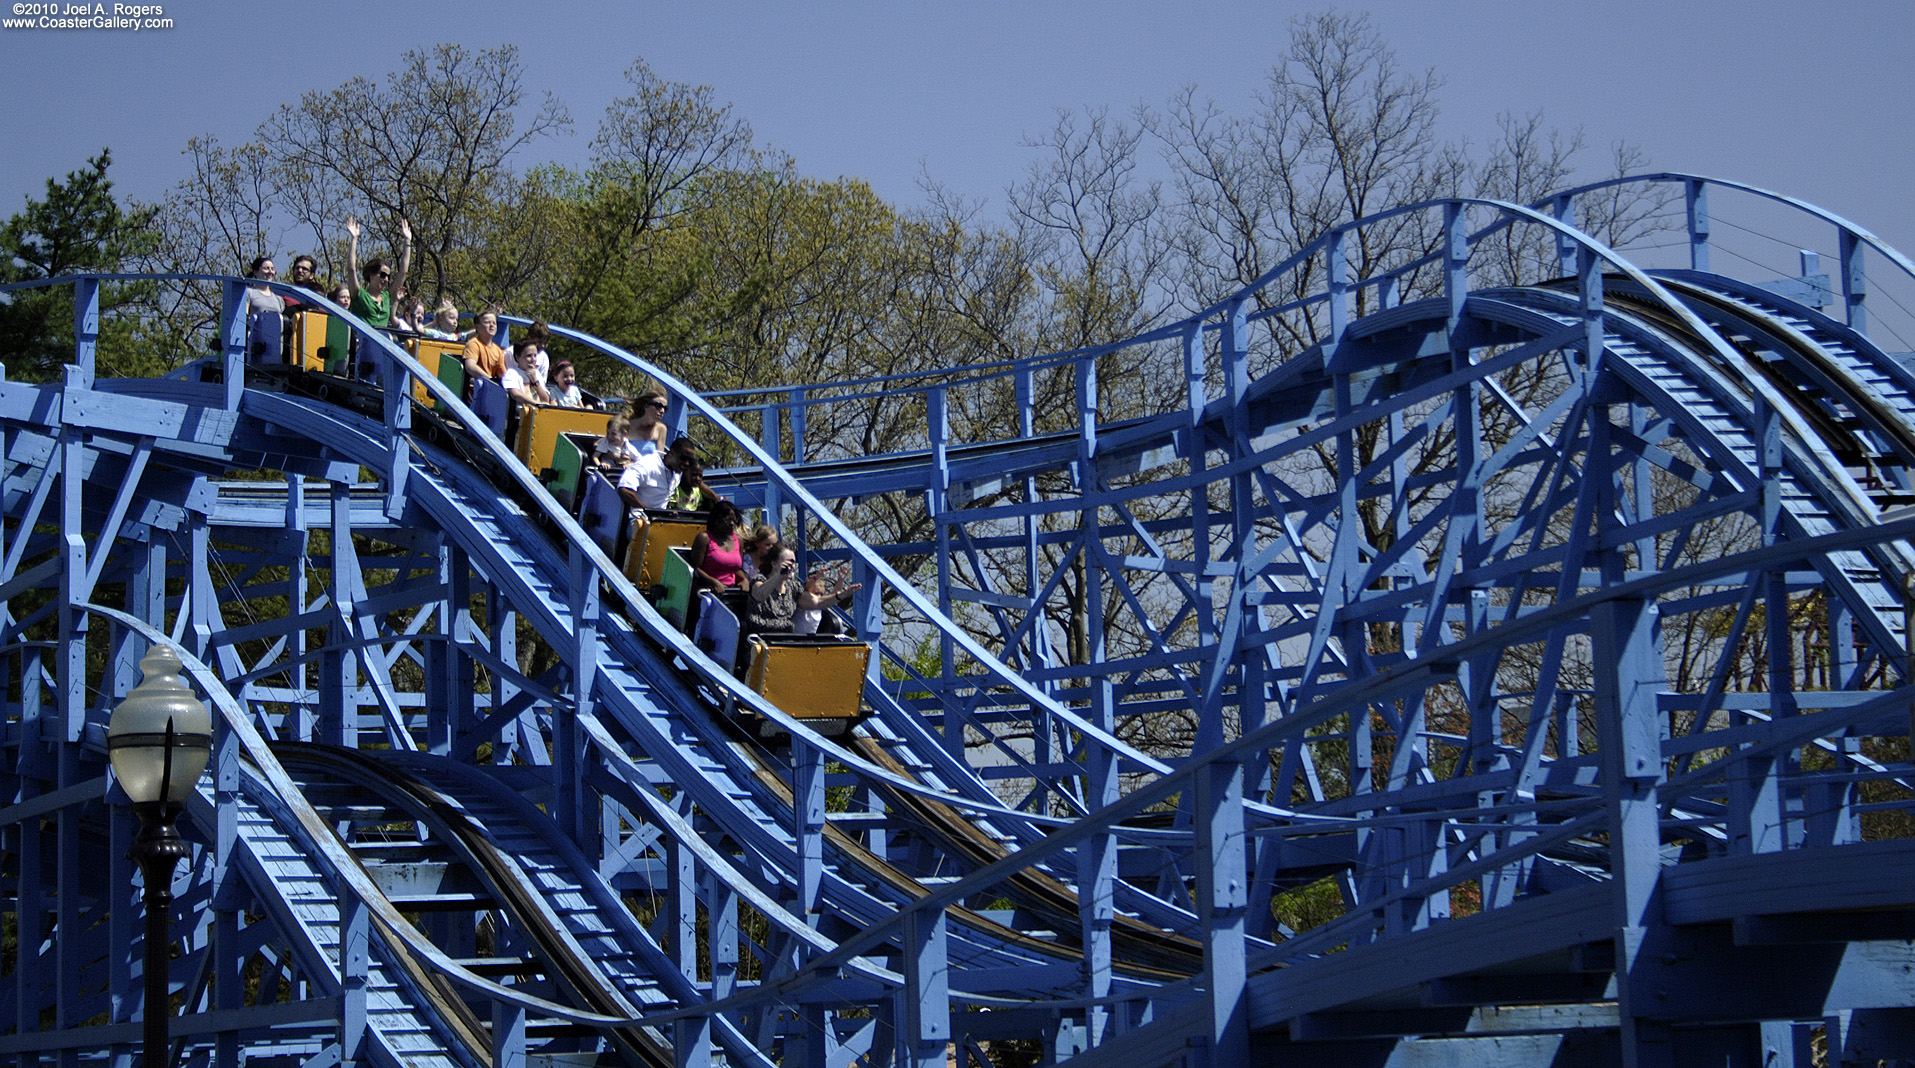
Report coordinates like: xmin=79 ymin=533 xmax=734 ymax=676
xmin=1010 ymin=107 xmax=1171 ymax=358
xmin=1473 ymin=111 xmax=1674 ymax=287
xmin=999 ymin=107 xmax=1195 ymax=726
xmin=149 ymin=135 xmax=281 ymax=339
xmin=167 ymin=136 xmax=279 ymax=272
xmin=260 ymin=43 xmax=570 ymax=301
xmin=1571 ymin=141 xmax=1675 ymax=251
xmin=1472 ymin=111 xmax=1585 ymax=287
xmin=1150 ymin=9 xmax=1467 ymax=358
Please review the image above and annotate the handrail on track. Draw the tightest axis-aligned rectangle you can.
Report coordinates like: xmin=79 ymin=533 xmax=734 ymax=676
xmin=514 ymin=508 xmax=1915 ymax=1027
xmin=8 ymin=171 xmax=1893 ymax=823
xmin=78 ymin=601 xmax=849 ymax=1055
xmin=8 ymin=173 xmax=1911 ymax=825
xmin=79 ymin=604 xmax=1211 ymax=1035
xmin=0 ymin=271 xmax=1176 ymax=828
xmin=699 ymin=172 xmax=1915 ymax=477
xmin=1547 ymin=170 xmax=1915 ymax=283
xmin=59 ymin=462 xmax=1915 ymax=1040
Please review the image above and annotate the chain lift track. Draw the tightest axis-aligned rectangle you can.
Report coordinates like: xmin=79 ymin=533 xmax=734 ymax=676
xmin=4 ymin=174 xmax=1915 ymax=1068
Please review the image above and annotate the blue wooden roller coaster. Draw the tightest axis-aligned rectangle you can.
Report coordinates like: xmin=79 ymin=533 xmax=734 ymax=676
xmin=2 ymin=173 xmax=1915 ymax=1068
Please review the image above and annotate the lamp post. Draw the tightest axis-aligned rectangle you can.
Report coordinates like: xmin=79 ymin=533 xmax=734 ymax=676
xmin=107 ymin=645 xmax=213 ymax=1068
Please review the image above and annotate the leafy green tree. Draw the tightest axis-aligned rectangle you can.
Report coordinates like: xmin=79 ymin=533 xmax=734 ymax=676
xmin=561 ymin=60 xmax=753 ymax=330
xmin=530 ymin=163 xmax=723 ymax=376
xmin=694 ymin=168 xmax=905 ymax=388
xmin=0 ymin=150 xmax=162 ymax=382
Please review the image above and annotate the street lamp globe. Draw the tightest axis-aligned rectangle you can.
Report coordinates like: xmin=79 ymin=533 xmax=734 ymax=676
xmin=107 ymin=644 xmax=212 ymax=806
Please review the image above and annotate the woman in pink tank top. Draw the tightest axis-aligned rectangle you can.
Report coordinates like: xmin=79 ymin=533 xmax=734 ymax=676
xmin=691 ymin=503 xmax=745 ymax=590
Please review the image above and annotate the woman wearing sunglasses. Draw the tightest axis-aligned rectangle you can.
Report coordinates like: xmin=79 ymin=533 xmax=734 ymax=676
xmin=628 ymin=391 xmax=672 ymax=454
xmin=343 ymin=214 xmax=412 ymax=331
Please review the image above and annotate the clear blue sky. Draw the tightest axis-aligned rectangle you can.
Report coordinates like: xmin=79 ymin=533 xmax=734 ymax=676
xmin=2 ymin=0 xmax=1911 ymax=256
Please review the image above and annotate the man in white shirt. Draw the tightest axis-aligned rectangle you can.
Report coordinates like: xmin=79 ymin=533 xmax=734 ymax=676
xmin=618 ymin=437 xmax=697 ymax=511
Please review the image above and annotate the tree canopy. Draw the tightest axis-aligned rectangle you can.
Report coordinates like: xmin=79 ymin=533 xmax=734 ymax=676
xmin=0 ymin=150 xmax=161 ymax=382
xmin=11 ymin=14 xmax=1656 ymax=419
xmin=0 ymin=12 xmax=1672 ymax=709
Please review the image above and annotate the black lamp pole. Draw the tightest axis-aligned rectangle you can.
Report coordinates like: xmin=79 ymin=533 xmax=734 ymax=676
xmin=108 ymin=648 xmax=212 ymax=1068
xmin=129 ymin=797 xmax=188 ymax=1068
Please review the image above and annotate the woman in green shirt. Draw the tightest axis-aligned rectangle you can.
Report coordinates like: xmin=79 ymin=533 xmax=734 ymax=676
xmin=344 ymin=214 xmax=412 ymax=330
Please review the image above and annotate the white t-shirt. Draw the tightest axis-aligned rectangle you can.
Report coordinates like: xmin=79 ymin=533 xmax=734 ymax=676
xmin=617 ymin=451 xmax=679 ymax=510
xmin=596 ymin=437 xmax=640 ymax=468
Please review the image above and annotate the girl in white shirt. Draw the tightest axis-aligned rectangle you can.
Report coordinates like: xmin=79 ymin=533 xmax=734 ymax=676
xmin=550 ymin=360 xmax=586 ymax=407
xmin=793 ymin=566 xmax=861 ymax=635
